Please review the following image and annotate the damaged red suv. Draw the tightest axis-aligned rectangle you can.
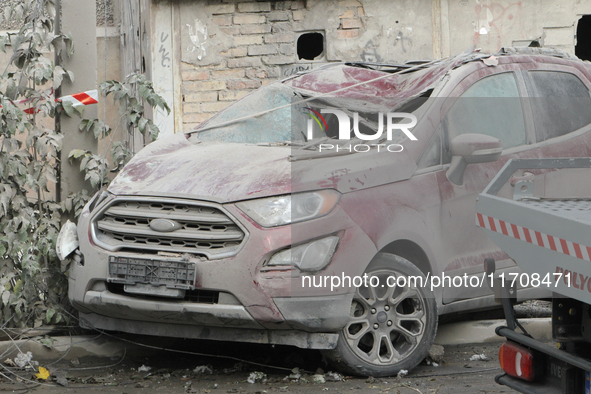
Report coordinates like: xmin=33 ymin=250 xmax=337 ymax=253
xmin=62 ymin=47 xmax=591 ymax=376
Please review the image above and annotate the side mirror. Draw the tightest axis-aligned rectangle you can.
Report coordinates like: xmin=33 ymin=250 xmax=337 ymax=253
xmin=446 ymin=134 xmax=502 ymax=185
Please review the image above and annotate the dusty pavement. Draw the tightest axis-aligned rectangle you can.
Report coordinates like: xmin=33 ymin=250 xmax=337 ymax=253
xmin=0 ymin=336 xmax=509 ymax=394
xmin=0 ymin=301 xmax=551 ymax=393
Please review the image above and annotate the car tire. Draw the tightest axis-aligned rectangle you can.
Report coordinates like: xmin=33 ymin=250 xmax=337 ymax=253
xmin=322 ymin=253 xmax=437 ymax=377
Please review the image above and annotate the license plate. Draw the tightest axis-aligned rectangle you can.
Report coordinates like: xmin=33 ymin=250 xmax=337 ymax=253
xmin=108 ymin=256 xmax=195 ymax=289
xmin=124 ymin=283 xmax=185 ymax=298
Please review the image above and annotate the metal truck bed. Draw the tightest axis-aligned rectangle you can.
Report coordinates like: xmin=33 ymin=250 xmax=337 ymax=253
xmin=477 ymin=158 xmax=591 ymax=394
xmin=476 ymin=158 xmax=591 ymax=305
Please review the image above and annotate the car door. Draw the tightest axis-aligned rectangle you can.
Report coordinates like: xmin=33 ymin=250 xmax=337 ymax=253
xmin=436 ymin=62 xmax=591 ymax=304
xmin=436 ymin=65 xmax=534 ymax=304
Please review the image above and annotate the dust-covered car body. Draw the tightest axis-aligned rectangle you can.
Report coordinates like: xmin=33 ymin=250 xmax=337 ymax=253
xmin=67 ymin=47 xmax=591 ymax=376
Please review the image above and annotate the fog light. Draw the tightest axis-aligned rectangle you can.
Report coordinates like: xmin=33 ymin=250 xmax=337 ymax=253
xmin=268 ymin=236 xmax=339 ymax=272
xmin=499 ymin=341 xmax=536 ymax=382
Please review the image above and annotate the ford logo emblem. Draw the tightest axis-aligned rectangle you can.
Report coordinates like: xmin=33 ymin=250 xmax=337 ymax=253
xmin=149 ymin=218 xmax=182 ymax=232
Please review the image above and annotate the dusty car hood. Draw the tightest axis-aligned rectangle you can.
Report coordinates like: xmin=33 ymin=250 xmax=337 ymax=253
xmin=108 ymin=133 xmax=417 ymax=203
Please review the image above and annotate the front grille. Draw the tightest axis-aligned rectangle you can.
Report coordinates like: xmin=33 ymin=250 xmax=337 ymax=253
xmin=93 ymin=199 xmax=246 ymax=258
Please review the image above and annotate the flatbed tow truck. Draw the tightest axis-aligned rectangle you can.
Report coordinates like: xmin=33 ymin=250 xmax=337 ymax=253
xmin=476 ymin=158 xmax=591 ymax=394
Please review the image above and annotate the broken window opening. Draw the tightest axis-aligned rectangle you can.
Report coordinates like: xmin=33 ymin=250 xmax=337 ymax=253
xmin=576 ymin=15 xmax=591 ymax=61
xmin=297 ymin=32 xmax=324 ymax=61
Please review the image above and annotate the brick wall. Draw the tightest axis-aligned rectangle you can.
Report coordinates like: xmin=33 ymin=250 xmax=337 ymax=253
xmin=180 ymin=0 xmax=367 ymax=131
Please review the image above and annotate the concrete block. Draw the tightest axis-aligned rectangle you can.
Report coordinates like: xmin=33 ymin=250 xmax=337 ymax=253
xmin=339 ymin=10 xmax=355 ymax=19
xmin=227 ymin=57 xmax=263 ymax=68
xmin=186 ymin=80 xmax=226 ymax=91
xmin=184 ymin=113 xmax=211 ymax=124
xmin=238 ymin=2 xmax=272 ymax=13
xmin=292 ymin=10 xmax=305 ymax=21
xmin=219 ymin=26 xmax=241 ymax=35
xmin=291 ymin=0 xmax=305 ymax=10
xmin=248 ymin=44 xmax=278 ymax=56
xmin=246 ymin=68 xmax=269 ymax=78
xmin=240 ymin=24 xmax=272 ymax=34
xmin=211 ymin=69 xmax=247 ymax=79
xmin=201 ymin=101 xmax=230 ymax=113
xmin=212 ymin=15 xmax=233 ymax=26
xmin=205 ymin=4 xmax=235 ymax=14
xmin=183 ymin=103 xmax=201 ymax=113
xmin=184 ymin=92 xmax=218 ymax=103
xmin=219 ymin=90 xmax=251 ymax=101
xmin=264 ymin=33 xmax=293 ymax=43
xmin=268 ymin=11 xmax=290 ymax=21
xmin=233 ymin=14 xmax=266 ymax=25
xmin=234 ymin=35 xmax=264 ymax=46
xmin=262 ymin=55 xmax=295 ymax=65
xmin=337 ymin=28 xmax=360 ymax=38
xmin=227 ymin=79 xmax=261 ymax=90
xmin=342 ymin=18 xmax=362 ymax=29
xmin=182 ymin=70 xmax=210 ymax=81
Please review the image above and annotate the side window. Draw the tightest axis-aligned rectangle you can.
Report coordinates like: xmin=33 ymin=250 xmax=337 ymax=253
xmin=528 ymin=71 xmax=591 ymax=142
xmin=444 ymin=72 xmax=527 ymax=162
xmin=417 ymin=128 xmax=441 ymax=169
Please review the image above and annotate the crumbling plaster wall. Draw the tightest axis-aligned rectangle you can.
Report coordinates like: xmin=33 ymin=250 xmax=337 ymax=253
xmin=446 ymin=0 xmax=591 ymax=55
xmin=177 ymin=0 xmax=435 ymax=131
xmin=172 ymin=0 xmax=591 ymax=132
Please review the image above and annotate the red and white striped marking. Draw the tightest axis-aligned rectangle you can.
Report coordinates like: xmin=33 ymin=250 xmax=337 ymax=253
xmin=2 ymin=89 xmax=98 ymax=114
xmin=57 ymin=90 xmax=99 ymax=107
xmin=477 ymin=212 xmax=591 ymax=262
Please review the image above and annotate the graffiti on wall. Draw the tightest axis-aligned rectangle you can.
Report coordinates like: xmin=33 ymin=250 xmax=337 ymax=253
xmin=186 ymin=19 xmax=208 ymax=61
xmin=362 ymin=39 xmax=381 ymax=62
xmin=159 ymin=32 xmax=171 ymax=68
xmin=473 ymin=2 xmax=523 ymax=50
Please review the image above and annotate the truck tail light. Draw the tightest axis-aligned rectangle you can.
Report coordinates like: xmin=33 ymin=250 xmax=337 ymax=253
xmin=499 ymin=341 xmax=536 ymax=382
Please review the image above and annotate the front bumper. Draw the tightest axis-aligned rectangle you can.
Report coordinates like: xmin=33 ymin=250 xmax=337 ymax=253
xmin=79 ymin=311 xmax=340 ymax=350
xmin=69 ymin=194 xmax=376 ymax=340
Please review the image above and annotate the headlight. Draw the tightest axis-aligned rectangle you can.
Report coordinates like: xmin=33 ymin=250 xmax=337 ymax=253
xmin=268 ymin=236 xmax=339 ymax=272
xmin=56 ymin=220 xmax=79 ymax=261
xmin=236 ymin=190 xmax=340 ymax=227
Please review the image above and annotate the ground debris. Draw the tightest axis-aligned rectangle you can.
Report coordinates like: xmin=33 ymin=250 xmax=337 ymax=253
xmin=54 ymin=373 xmax=68 ymax=387
xmin=247 ymin=371 xmax=267 ymax=384
xmin=324 ymin=371 xmax=344 ymax=382
xmin=13 ymin=351 xmax=37 ymax=369
xmin=312 ymin=373 xmax=325 ymax=383
xmin=81 ymin=375 xmax=113 ymax=384
xmin=428 ymin=344 xmax=445 ymax=363
xmin=3 ymin=358 xmax=15 ymax=367
xmin=193 ymin=365 xmax=213 ymax=374
xmin=283 ymin=367 xmax=302 ymax=382
xmin=138 ymin=364 xmax=152 ymax=372
xmin=222 ymin=362 xmax=245 ymax=374
xmin=469 ymin=353 xmax=489 ymax=361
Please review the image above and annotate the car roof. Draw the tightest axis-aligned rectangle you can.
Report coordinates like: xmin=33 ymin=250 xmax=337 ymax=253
xmin=282 ymin=47 xmax=590 ymax=110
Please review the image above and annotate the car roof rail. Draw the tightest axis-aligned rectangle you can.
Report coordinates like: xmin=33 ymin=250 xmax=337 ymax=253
xmin=497 ymin=46 xmax=580 ymax=60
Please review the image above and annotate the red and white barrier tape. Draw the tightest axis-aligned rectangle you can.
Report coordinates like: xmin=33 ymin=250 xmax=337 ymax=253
xmin=4 ymin=89 xmax=98 ymax=114
xmin=58 ymin=90 xmax=99 ymax=107
xmin=476 ymin=212 xmax=591 ymax=262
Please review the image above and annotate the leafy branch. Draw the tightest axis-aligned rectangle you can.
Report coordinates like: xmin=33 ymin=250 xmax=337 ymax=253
xmin=0 ymin=0 xmax=170 ymax=328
